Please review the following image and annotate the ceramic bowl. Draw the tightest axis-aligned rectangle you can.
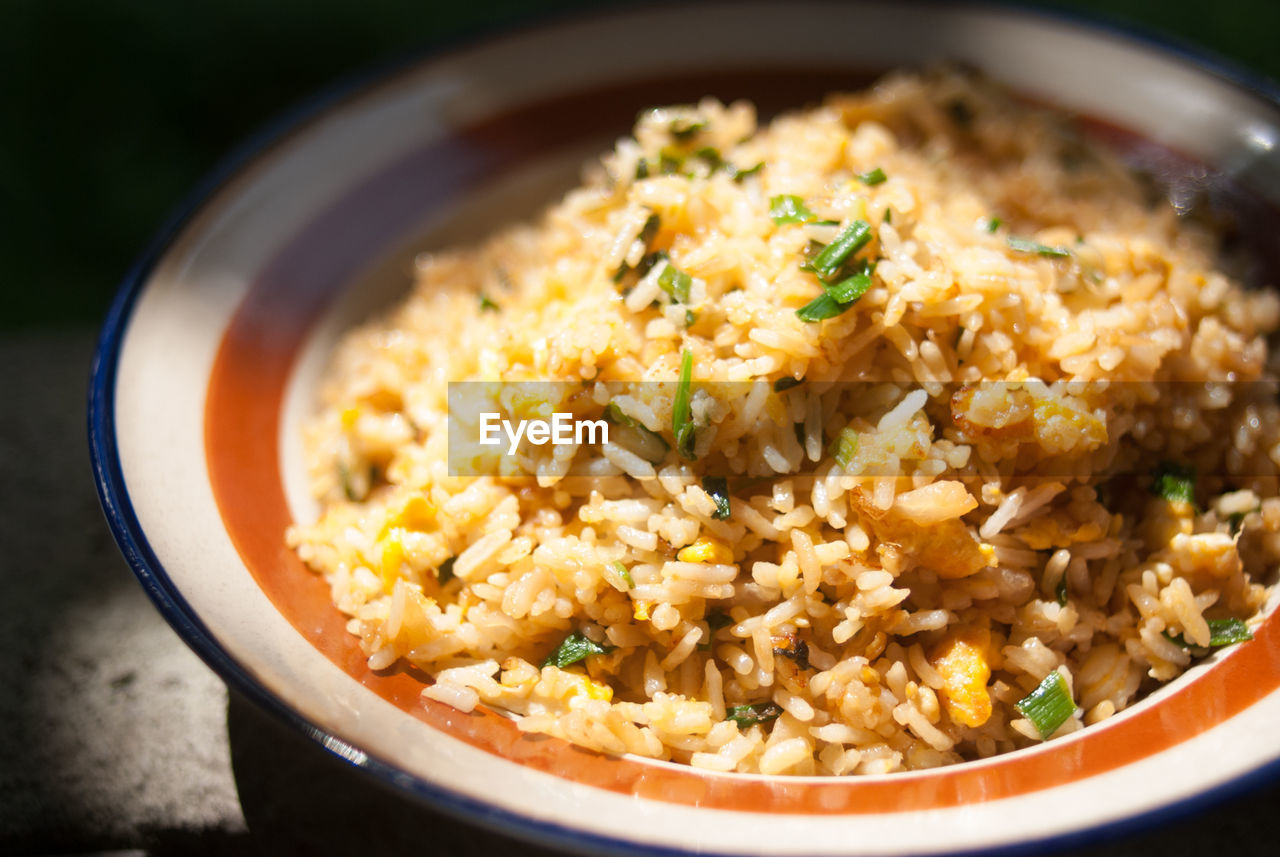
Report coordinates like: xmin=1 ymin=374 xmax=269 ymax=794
xmin=90 ymin=2 xmax=1280 ymax=854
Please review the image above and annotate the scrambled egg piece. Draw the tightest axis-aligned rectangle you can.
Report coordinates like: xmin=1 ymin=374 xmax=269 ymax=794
xmin=677 ymin=536 xmax=734 ymax=564
xmin=931 ymin=628 xmax=995 ymax=728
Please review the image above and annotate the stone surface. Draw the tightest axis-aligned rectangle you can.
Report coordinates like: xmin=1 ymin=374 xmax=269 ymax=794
xmin=0 ymin=328 xmax=245 ymax=852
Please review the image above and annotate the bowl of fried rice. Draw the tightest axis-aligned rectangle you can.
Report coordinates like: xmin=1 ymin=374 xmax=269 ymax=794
xmin=90 ymin=2 xmax=1280 ymax=854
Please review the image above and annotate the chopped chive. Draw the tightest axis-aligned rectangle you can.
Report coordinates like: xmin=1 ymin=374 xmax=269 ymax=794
xmin=804 ymin=220 xmax=872 ymax=280
xmin=702 ymin=476 xmax=732 ymax=520
xmin=883 ymin=207 xmax=892 ymax=224
xmin=830 ymin=427 xmax=859 ymax=471
xmin=727 ymin=701 xmax=783 ymax=729
xmin=824 ymin=269 xmax=872 ymax=304
xmin=856 ymin=167 xmax=887 ymax=186
xmin=1014 ymin=670 xmax=1075 ymax=739
xmin=685 ymin=309 xmax=696 ymax=327
xmin=657 ymin=261 xmax=692 ymax=303
xmin=1007 ymin=235 xmax=1072 ymax=258
xmin=1165 ymin=617 xmax=1254 ymax=649
xmin=672 ymin=348 xmax=696 ymax=459
xmin=542 ymin=630 xmax=614 ymax=669
xmin=773 ymin=376 xmax=804 ymax=392
xmin=608 ymin=560 xmax=634 ymax=589
xmin=1055 ymin=574 xmax=1068 ymax=606
xmin=730 ymin=161 xmax=764 ymax=182
xmin=795 ymin=292 xmax=849 ymax=322
xmin=478 ymin=294 xmax=499 ymax=312
xmin=436 ymin=556 xmax=457 ymax=585
xmin=769 ymin=194 xmax=818 ymax=225
xmin=1151 ymin=461 xmax=1196 ymax=505
xmin=985 ymin=216 xmax=1002 ymax=233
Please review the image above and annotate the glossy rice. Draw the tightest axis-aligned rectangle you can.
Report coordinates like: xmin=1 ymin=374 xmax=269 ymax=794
xmin=287 ymin=69 xmax=1280 ymax=775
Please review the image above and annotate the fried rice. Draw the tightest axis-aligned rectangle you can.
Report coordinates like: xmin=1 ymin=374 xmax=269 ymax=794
xmin=286 ymin=68 xmax=1280 ymax=776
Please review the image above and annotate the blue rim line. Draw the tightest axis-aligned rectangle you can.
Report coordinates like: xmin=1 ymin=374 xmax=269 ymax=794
xmin=86 ymin=2 xmax=1280 ymax=855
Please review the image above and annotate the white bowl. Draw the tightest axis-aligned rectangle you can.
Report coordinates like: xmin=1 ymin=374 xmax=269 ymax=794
xmin=90 ymin=3 xmax=1280 ymax=854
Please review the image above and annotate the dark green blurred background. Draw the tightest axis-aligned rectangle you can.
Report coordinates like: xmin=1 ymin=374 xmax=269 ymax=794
xmin=5 ymin=0 xmax=1279 ymax=330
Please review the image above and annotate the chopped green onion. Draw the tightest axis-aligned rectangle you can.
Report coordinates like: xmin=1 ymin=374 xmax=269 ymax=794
xmin=772 ymin=636 xmax=811 ymax=669
xmin=672 ymin=348 xmax=696 ymax=459
xmin=670 ymin=117 xmax=706 ymax=140
xmin=684 ymin=309 xmax=696 ymax=327
xmin=774 ymin=376 xmax=804 ymax=392
xmin=804 ymin=220 xmax=872 ymax=280
xmin=479 ymin=294 xmax=499 ymax=312
xmin=1007 ymin=236 xmax=1072 ymax=258
xmin=698 ymin=610 xmax=733 ymax=650
xmin=606 ymin=401 xmax=637 ymax=428
xmin=730 ymin=161 xmax=764 ymax=182
xmin=436 ymin=556 xmax=457 ymax=585
xmin=830 ymin=427 xmax=859 ymax=471
xmin=856 ymin=167 xmax=887 ymax=186
xmin=795 ymin=292 xmax=848 ymax=322
xmin=606 ymin=401 xmax=670 ymax=455
xmin=1207 ymin=618 xmax=1253 ymax=645
xmin=639 ymin=212 xmax=661 ymax=246
xmin=1151 ymin=461 xmax=1196 ymax=505
xmin=769 ymin=194 xmax=819 ymax=225
xmin=727 ymin=701 xmax=783 ymax=729
xmin=635 ymin=152 xmax=683 ymax=180
xmin=658 ymin=261 xmax=692 ymax=303
xmin=1165 ymin=617 xmax=1254 ymax=649
xmin=692 ymin=146 xmax=723 ymax=170
xmin=608 ymin=560 xmax=634 ymax=589
xmin=702 ymin=476 xmax=731 ymax=520
xmin=985 ymin=216 xmax=1002 ymax=233
xmin=824 ymin=269 xmax=872 ymax=304
xmin=542 ymin=630 xmax=614 ymax=669
xmin=337 ymin=461 xmax=357 ymax=501
xmin=883 ymin=207 xmax=892 ymax=224
xmin=601 ymin=404 xmax=637 ymax=429
xmin=947 ymin=99 xmax=974 ymax=128
xmin=635 ymin=249 xmax=668 ymax=279
xmin=1227 ymin=507 xmax=1258 ymax=534
xmin=1014 ymin=670 xmax=1075 ymax=739
xmin=1055 ymin=574 xmax=1068 ymax=606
